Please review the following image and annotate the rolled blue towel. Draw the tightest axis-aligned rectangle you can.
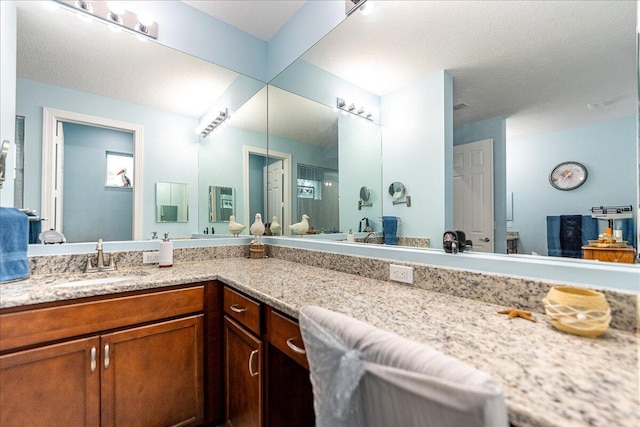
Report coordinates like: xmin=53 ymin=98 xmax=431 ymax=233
xmin=0 ymin=207 xmax=30 ymax=282
xmin=382 ymin=216 xmax=398 ymax=245
xmin=546 ymin=216 xmax=561 ymax=257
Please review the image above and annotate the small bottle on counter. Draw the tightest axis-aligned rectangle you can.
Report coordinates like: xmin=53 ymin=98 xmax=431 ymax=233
xmin=159 ymin=232 xmax=173 ymax=267
xmin=347 ymin=229 xmax=355 ymax=243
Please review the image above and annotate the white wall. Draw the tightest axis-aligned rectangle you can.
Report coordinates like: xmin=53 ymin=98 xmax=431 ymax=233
xmin=381 ymin=71 xmax=453 ymax=248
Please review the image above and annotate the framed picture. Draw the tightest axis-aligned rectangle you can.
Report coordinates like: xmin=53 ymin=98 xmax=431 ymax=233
xmin=297 ymin=185 xmax=315 ymax=199
xmin=105 ymin=152 xmax=133 ymax=188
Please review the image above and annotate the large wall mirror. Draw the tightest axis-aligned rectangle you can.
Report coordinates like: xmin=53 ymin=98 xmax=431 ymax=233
xmin=16 ymin=1 xmax=266 ymax=243
xmin=268 ymin=0 xmax=638 ymax=263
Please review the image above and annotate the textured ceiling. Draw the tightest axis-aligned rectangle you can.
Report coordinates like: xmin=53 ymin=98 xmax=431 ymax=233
xmin=17 ymin=2 xmax=239 ymax=119
xmin=181 ymin=0 xmax=306 ymax=41
xmin=301 ymin=1 xmax=637 ymax=139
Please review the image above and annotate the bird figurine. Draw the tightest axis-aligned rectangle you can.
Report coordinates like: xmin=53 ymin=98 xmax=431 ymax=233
xmin=117 ymin=168 xmax=131 ymax=187
xmin=250 ymin=213 xmax=266 ymax=244
xmin=228 ymin=215 xmax=246 ymax=237
xmin=269 ymin=216 xmax=281 ymax=236
xmin=289 ymin=214 xmax=310 ymax=236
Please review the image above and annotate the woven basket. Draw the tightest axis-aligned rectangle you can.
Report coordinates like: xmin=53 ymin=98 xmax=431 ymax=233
xmin=542 ymin=286 xmax=611 ymax=337
xmin=249 ymin=243 xmax=264 ymax=259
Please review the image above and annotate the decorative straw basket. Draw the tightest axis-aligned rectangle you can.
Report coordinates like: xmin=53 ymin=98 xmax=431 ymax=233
xmin=542 ymin=286 xmax=611 ymax=337
xmin=249 ymin=243 xmax=265 ymax=259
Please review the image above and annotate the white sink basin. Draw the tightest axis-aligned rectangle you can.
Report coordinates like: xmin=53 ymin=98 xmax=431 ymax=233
xmin=52 ymin=276 xmax=137 ymax=288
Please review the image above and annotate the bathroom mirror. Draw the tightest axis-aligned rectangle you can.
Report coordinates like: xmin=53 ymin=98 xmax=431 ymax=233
xmin=269 ymin=1 xmax=638 ymax=257
xmin=388 ymin=182 xmax=405 ymax=201
xmin=15 ymin=1 xmax=266 ymax=242
xmin=360 ymin=186 xmax=371 ymax=203
xmin=156 ymin=182 xmax=188 ymax=223
xmin=209 ymin=186 xmax=235 ymax=223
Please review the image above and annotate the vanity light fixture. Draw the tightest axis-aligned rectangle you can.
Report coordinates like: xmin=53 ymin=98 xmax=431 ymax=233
xmin=53 ymin=0 xmax=158 ymax=40
xmin=197 ymin=108 xmax=230 ymax=138
xmin=336 ymin=97 xmax=374 ymax=121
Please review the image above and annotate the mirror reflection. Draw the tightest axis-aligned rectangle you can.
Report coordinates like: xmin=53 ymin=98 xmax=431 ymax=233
xmin=269 ymin=0 xmax=638 ymax=261
xmin=16 ymin=1 xmax=266 ymax=242
xmin=209 ymin=186 xmax=236 ymax=223
xmin=156 ymin=182 xmax=188 ymax=223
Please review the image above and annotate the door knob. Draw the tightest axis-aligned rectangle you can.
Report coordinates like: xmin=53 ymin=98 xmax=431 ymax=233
xmin=480 ymin=237 xmax=490 ymax=242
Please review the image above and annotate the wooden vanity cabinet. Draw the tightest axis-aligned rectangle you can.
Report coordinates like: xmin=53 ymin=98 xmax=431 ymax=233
xmin=265 ymin=307 xmax=315 ymax=427
xmin=0 ymin=285 xmax=205 ymax=427
xmin=223 ymin=287 xmax=263 ymax=427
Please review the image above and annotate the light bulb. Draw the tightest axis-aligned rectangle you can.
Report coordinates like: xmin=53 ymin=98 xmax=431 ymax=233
xmin=137 ymin=10 xmax=154 ymax=27
xmin=359 ymin=1 xmax=374 ymax=16
xmin=107 ymin=1 xmax=126 ymax=15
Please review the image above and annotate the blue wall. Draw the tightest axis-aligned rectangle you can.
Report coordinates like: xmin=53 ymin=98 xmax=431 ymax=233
xmin=62 ymin=123 xmax=133 ymax=242
xmin=17 ymin=78 xmax=200 ymax=239
xmin=507 ymin=116 xmax=637 ymax=255
xmin=381 ymin=71 xmax=453 ymax=248
xmin=453 ymin=116 xmax=508 ymax=254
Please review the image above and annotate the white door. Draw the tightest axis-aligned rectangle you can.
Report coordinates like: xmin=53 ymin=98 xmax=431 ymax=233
xmin=453 ymin=139 xmax=494 ymax=252
xmin=53 ymin=120 xmax=65 ymax=232
xmin=264 ymin=160 xmax=285 ymax=234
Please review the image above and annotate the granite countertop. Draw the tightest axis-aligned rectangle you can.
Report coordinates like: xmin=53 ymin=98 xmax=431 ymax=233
xmin=1 ymin=258 xmax=637 ymax=427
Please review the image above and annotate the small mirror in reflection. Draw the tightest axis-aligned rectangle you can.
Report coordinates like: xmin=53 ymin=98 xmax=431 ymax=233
xmin=210 ymin=186 xmax=235 ymax=222
xmin=156 ymin=182 xmax=188 ymax=222
xmin=360 ymin=186 xmax=371 ymax=202
xmin=388 ymin=182 xmax=406 ymax=201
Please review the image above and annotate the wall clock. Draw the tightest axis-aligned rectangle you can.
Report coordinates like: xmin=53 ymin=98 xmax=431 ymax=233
xmin=549 ymin=161 xmax=588 ymax=191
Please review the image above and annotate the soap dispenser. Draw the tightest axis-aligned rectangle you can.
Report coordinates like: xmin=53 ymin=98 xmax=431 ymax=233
xmin=347 ymin=229 xmax=355 ymax=243
xmin=159 ymin=232 xmax=173 ymax=267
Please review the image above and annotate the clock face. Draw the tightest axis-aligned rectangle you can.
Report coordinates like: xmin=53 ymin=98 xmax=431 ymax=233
xmin=549 ymin=161 xmax=588 ymax=191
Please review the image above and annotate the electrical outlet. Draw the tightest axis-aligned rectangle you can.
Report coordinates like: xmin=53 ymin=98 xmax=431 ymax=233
xmin=143 ymin=251 xmax=160 ymax=264
xmin=389 ymin=264 xmax=413 ymax=284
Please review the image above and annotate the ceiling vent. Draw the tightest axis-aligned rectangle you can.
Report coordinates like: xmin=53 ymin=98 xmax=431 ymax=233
xmin=453 ymin=103 xmax=469 ymax=111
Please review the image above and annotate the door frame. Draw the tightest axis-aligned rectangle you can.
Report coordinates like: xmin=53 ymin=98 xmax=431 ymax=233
xmin=243 ymin=146 xmax=291 ymax=234
xmin=42 ymin=107 xmax=144 ymax=240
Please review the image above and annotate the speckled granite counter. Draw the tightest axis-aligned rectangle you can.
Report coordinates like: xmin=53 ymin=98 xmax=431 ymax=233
xmin=1 ymin=258 xmax=638 ymax=427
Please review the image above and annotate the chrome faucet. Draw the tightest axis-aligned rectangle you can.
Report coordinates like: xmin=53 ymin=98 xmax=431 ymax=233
xmin=85 ymin=239 xmax=116 ymax=272
xmin=364 ymin=232 xmax=378 ymax=243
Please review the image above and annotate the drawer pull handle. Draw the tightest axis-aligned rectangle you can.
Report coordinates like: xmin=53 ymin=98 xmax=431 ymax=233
xmin=90 ymin=346 xmax=97 ymax=372
xmin=286 ymin=338 xmax=306 ymax=355
xmin=230 ymin=304 xmax=247 ymax=313
xmin=248 ymin=349 xmax=259 ymax=377
xmin=104 ymin=344 xmax=110 ymax=369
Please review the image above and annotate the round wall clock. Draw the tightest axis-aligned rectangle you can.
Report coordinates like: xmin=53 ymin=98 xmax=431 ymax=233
xmin=549 ymin=161 xmax=588 ymax=191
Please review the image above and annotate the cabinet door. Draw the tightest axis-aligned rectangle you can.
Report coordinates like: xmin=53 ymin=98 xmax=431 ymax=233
xmin=224 ymin=317 xmax=263 ymax=427
xmin=0 ymin=336 xmax=101 ymax=427
xmin=101 ymin=315 xmax=204 ymax=427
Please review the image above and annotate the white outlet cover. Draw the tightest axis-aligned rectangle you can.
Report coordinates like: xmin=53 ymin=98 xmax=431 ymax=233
xmin=389 ymin=264 xmax=413 ymax=284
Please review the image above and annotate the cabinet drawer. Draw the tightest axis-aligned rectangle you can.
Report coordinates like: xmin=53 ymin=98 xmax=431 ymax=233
xmin=266 ymin=308 xmax=308 ymax=370
xmin=0 ymin=286 xmax=204 ymax=353
xmin=223 ymin=287 xmax=261 ymax=335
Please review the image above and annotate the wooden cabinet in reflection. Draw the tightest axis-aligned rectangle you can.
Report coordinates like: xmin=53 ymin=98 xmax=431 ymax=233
xmin=582 ymin=246 xmax=635 ymax=264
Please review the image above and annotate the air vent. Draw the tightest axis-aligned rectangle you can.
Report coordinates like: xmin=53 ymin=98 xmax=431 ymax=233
xmin=453 ymin=103 xmax=468 ymax=111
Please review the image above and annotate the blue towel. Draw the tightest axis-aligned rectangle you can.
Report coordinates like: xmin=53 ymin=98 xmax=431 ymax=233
xmin=617 ymin=218 xmax=636 ymax=249
xmin=0 ymin=208 xmax=30 ymax=282
xmin=546 ymin=216 xmax=561 ymax=257
xmin=24 ymin=210 xmax=42 ymax=244
xmin=382 ymin=216 xmax=398 ymax=245
xmin=547 ymin=215 xmax=598 ymax=258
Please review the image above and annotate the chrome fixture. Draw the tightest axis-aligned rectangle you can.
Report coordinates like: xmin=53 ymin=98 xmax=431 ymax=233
xmin=85 ymin=238 xmax=116 ymax=272
xmin=345 ymin=0 xmax=373 ymax=16
xmin=53 ymin=1 xmax=158 ymax=40
xmin=197 ymin=108 xmax=230 ymax=138
xmin=364 ymin=232 xmax=378 ymax=243
xmin=0 ymin=140 xmax=9 ymax=189
xmin=336 ymin=98 xmax=373 ymax=121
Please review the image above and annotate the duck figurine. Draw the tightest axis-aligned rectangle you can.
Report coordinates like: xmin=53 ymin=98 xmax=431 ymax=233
xmin=269 ymin=216 xmax=281 ymax=236
xmin=289 ymin=214 xmax=310 ymax=236
xmin=228 ymin=215 xmax=246 ymax=237
xmin=250 ymin=213 xmax=266 ymax=244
